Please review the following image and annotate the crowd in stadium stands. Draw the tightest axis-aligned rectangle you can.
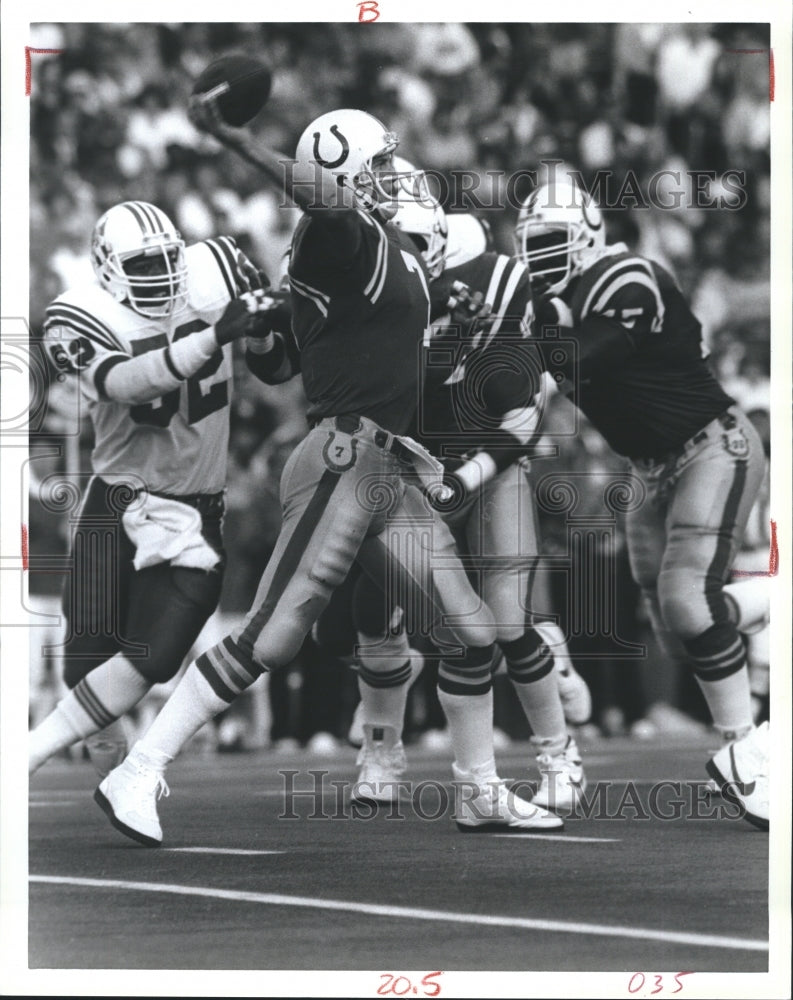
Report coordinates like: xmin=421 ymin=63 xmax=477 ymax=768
xmin=29 ymin=22 xmax=771 ymax=752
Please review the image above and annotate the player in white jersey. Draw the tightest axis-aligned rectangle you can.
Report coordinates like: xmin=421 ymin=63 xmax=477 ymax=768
xmin=29 ymin=200 xmax=272 ymax=777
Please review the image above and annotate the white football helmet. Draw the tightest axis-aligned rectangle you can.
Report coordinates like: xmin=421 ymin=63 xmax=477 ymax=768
xmin=294 ymin=109 xmax=400 ymax=216
xmin=445 ymin=213 xmax=489 ymax=268
xmin=91 ymin=201 xmax=187 ymax=317
xmin=389 ymin=157 xmax=448 ymax=278
xmin=515 ymin=179 xmax=606 ymax=294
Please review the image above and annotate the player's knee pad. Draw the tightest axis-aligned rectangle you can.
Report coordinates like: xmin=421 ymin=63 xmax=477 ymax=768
xmin=445 ymin=609 xmax=497 ymax=650
xmin=657 ymin=573 xmax=712 ymax=640
xmin=250 ymin=615 xmax=306 ymax=671
xmin=500 ymin=629 xmax=554 ymax=685
xmin=683 ymin=622 xmax=746 ymax=681
xmin=127 ymin=567 xmax=222 ymax=684
xmin=437 ymin=642 xmax=497 ymax=696
xmin=723 ymin=578 xmax=770 ymax=634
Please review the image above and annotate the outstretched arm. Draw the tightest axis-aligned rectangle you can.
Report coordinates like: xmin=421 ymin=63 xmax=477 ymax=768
xmin=189 ymin=97 xmax=355 ymax=215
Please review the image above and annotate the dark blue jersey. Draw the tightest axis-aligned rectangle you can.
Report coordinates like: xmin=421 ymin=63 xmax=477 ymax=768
xmin=412 ymin=252 xmax=539 ymax=467
xmin=550 ymin=247 xmax=734 ymax=458
xmin=288 ymin=208 xmax=430 ymax=434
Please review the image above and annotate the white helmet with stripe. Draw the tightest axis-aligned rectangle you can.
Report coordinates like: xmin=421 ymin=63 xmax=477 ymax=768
xmin=389 ymin=157 xmax=448 ymax=278
xmin=514 ymin=179 xmax=605 ymax=295
xmin=91 ymin=201 xmax=188 ymax=317
xmin=295 ymin=108 xmax=400 ymax=217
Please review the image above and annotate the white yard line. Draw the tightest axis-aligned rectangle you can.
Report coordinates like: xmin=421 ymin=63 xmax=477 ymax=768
xmin=29 ymin=875 xmax=767 ymax=953
xmin=164 ymin=847 xmax=285 ymax=856
xmin=491 ymin=833 xmax=620 ymax=843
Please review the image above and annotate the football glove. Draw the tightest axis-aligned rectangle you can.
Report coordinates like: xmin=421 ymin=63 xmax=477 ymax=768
xmin=447 ymin=280 xmax=494 ymax=335
xmin=215 ymin=290 xmax=279 ymax=346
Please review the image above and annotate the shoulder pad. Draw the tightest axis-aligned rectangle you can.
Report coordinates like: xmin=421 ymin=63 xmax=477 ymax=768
xmin=578 ymin=253 xmax=664 ymax=326
xmin=186 ymin=237 xmax=250 ymax=312
xmin=44 ymin=283 xmax=128 ymax=355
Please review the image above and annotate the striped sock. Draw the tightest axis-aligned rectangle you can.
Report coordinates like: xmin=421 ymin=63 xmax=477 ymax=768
xmin=70 ymin=655 xmax=151 ymax=724
xmin=437 ymin=643 xmax=495 ymax=697
xmin=501 ymin=630 xmax=567 ymax=748
xmin=437 ymin=644 xmax=497 ymax=772
xmin=437 ymin=688 xmax=496 ymax=774
xmin=357 ymin=629 xmax=413 ymax=738
xmin=685 ymin=623 xmax=753 ymax=732
xmin=135 ymin=659 xmax=232 ymax=764
xmin=135 ymin=635 xmax=264 ymax=762
xmin=29 ymin=655 xmax=151 ymax=773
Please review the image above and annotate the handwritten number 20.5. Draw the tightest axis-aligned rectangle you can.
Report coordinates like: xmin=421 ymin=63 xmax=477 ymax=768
xmin=130 ymin=320 xmax=227 ymax=427
xmin=377 ymin=971 xmax=442 ymax=997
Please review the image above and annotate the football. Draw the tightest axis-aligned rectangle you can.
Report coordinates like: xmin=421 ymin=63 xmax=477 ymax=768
xmin=191 ymin=54 xmax=272 ymax=127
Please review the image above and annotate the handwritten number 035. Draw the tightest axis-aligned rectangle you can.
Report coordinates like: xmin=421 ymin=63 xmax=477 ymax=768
xmin=130 ymin=320 xmax=228 ymax=427
xmin=628 ymin=972 xmax=693 ymax=994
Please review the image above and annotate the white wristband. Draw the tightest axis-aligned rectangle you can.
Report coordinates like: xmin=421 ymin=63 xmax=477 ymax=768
xmin=169 ymin=327 xmax=220 ymax=377
xmin=455 ymin=453 xmax=498 ymax=492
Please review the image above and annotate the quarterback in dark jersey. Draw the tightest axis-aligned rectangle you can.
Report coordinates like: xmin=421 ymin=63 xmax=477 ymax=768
xmin=332 ymin=178 xmax=589 ymax=814
xmin=29 ymin=201 xmax=269 ymax=779
xmin=95 ymin=104 xmax=559 ymax=847
xmin=517 ymin=178 xmax=768 ymax=828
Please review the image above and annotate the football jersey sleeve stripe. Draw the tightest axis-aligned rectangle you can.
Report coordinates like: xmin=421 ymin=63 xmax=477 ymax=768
xmin=46 ymin=302 xmax=126 ymax=350
xmin=580 ymin=259 xmax=636 ymax=319
xmin=290 ymin=276 xmax=329 ymax=317
xmin=468 ymin=256 xmax=509 ymax=351
xmin=362 ymin=216 xmax=388 ymax=301
xmin=93 ymin=354 xmax=129 ymax=400
xmin=216 ymin=236 xmax=249 ymax=293
xmin=591 ymin=271 xmax=666 ymax=327
xmin=488 ymin=260 xmax=526 ymax=341
xmin=580 ymin=259 xmax=653 ymax=321
xmin=290 ymin=274 xmax=330 ymax=304
xmin=369 ymin=231 xmax=390 ymax=304
xmin=484 ymin=254 xmax=509 ymax=310
xmin=203 ymin=239 xmax=236 ymax=301
xmin=45 ymin=305 xmax=126 ymax=354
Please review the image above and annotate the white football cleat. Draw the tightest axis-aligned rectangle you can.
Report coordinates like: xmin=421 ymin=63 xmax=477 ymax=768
xmin=531 ymin=737 xmax=587 ymax=813
xmin=351 ymin=724 xmax=407 ymax=804
xmin=84 ymin=719 xmax=129 ymax=779
xmin=94 ymin=754 xmax=169 ymax=847
xmin=706 ymin=722 xmax=769 ymax=830
xmin=452 ymin=759 xmax=563 ymax=832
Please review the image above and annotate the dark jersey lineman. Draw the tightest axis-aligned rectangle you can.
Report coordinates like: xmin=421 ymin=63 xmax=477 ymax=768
xmin=520 ymin=178 xmax=768 ymax=829
xmin=548 ymin=248 xmax=735 ymax=459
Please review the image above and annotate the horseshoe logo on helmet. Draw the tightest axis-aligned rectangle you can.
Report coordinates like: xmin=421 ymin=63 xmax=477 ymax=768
xmin=313 ymin=125 xmax=350 ymax=169
xmin=581 ymin=199 xmax=602 ymax=231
